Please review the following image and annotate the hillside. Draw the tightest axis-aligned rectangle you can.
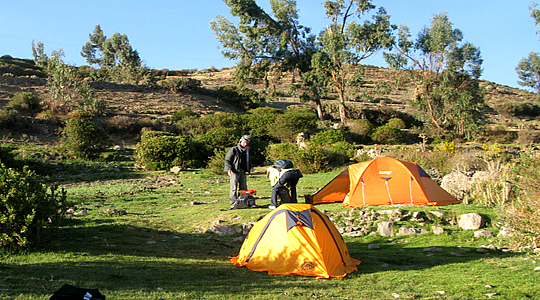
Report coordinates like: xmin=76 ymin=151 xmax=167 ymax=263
xmin=0 ymin=58 xmax=538 ymax=145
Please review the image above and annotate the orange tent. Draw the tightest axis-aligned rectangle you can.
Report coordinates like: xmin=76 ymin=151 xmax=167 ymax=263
xmin=311 ymin=157 xmax=460 ymax=207
xmin=230 ymin=203 xmax=360 ymax=279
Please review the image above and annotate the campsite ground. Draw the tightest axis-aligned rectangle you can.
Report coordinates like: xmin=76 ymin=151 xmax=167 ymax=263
xmin=1 ymin=164 xmax=539 ymax=299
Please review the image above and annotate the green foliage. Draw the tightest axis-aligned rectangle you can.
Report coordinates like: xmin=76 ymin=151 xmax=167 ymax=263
xmin=0 ymin=109 xmax=19 ymax=125
xmin=384 ymin=12 xmax=484 ymax=140
xmin=386 ymin=117 xmax=406 ymax=129
xmin=310 ymin=129 xmax=346 ymax=145
xmin=9 ymin=92 xmax=39 ymax=111
xmin=0 ymin=163 xmax=67 ymax=249
xmin=516 ymin=52 xmax=540 ymax=92
xmin=170 ymin=110 xmax=200 ymax=123
xmin=159 ymin=77 xmax=202 ymax=93
xmin=495 ymin=101 xmax=540 ymax=117
xmin=267 ymin=109 xmax=319 ymax=142
xmin=371 ymin=125 xmax=405 ymax=144
xmin=60 ymin=118 xmax=109 ymax=159
xmin=216 ymin=85 xmax=260 ymax=110
xmin=46 ymin=51 xmax=105 ymax=115
xmin=313 ymin=0 xmax=396 ymax=122
xmin=135 ymin=132 xmax=194 ymax=170
xmin=347 ymin=118 xmax=374 ymax=143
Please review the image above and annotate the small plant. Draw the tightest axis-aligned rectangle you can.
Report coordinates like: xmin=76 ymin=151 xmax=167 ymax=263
xmin=0 ymin=109 xmax=18 ymax=125
xmin=434 ymin=141 xmax=455 ymax=154
xmin=9 ymin=92 xmax=39 ymax=111
xmin=170 ymin=110 xmax=200 ymax=123
xmin=0 ymin=163 xmax=67 ymax=249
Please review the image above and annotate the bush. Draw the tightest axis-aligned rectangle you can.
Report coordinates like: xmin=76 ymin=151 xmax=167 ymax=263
xmin=159 ymin=77 xmax=202 ymax=93
xmin=0 ymin=109 xmax=19 ymax=125
xmin=170 ymin=110 xmax=200 ymax=123
xmin=310 ymin=129 xmax=345 ymax=145
xmin=9 ymin=92 xmax=39 ymax=111
xmin=267 ymin=109 xmax=318 ymax=142
xmin=216 ymin=85 xmax=260 ymax=110
xmin=371 ymin=125 xmax=405 ymax=144
xmin=0 ymin=163 xmax=67 ymax=248
xmin=60 ymin=118 xmax=109 ymax=159
xmin=387 ymin=117 xmax=406 ymax=129
xmin=135 ymin=132 xmax=195 ymax=170
xmin=496 ymin=102 xmax=540 ymax=117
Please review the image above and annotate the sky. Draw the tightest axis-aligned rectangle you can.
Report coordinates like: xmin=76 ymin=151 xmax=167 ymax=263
xmin=1 ymin=0 xmax=538 ymax=89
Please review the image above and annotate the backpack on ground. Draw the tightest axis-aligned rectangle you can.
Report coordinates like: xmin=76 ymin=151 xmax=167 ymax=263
xmin=228 ymin=190 xmax=258 ymax=210
xmin=50 ymin=284 xmax=106 ymax=300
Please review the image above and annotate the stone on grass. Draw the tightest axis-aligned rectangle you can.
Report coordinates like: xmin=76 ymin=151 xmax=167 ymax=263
xmin=397 ymin=227 xmax=428 ymax=236
xmin=377 ymin=221 xmax=395 ymax=237
xmin=458 ymin=213 xmax=485 ymax=230
xmin=432 ymin=226 xmax=445 ymax=235
xmin=474 ymin=230 xmax=494 ymax=238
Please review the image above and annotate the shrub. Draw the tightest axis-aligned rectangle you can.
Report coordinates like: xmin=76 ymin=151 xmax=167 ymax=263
xmin=9 ymin=92 xmax=39 ymax=111
xmin=135 ymin=133 xmax=194 ymax=170
xmin=170 ymin=110 xmax=200 ymax=123
xmin=496 ymin=102 xmax=540 ymax=117
xmin=216 ymin=85 xmax=260 ymax=110
xmin=0 ymin=163 xmax=67 ymax=249
xmin=60 ymin=118 xmax=109 ymax=159
xmin=310 ymin=129 xmax=345 ymax=145
xmin=0 ymin=109 xmax=18 ymax=125
xmin=387 ymin=117 xmax=406 ymax=129
xmin=159 ymin=77 xmax=202 ymax=93
xmin=267 ymin=109 xmax=318 ymax=142
xmin=371 ymin=125 xmax=405 ymax=144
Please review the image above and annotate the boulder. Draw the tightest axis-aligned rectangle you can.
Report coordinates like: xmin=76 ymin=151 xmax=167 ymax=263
xmin=397 ymin=227 xmax=428 ymax=236
xmin=432 ymin=226 xmax=445 ymax=235
xmin=458 ymin=213 xmax=485 ymax=230
xmin=377 ymin=222 xmax=395 ymax=237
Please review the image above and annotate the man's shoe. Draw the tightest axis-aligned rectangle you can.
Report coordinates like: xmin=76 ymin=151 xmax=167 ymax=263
xmin=268 ymin=205 xmax=276 ymax=209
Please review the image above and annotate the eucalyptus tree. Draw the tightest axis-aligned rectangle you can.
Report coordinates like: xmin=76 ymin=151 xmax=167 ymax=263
xmin=312 ymin=0 xmax=395 ymax=123
xmin=384 ymin=12 xmax=484 ymax=139
xmin=516 ymin=3 xmax=540 ymax=96
xmin=80 ymin=25 xmax=147 ymax=84
xmin=211 ymin=0 xmax=325 ymax=119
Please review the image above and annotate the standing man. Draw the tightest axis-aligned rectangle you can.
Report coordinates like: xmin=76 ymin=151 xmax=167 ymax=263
xmin=224 ymin=135 xmax=254 ymax=205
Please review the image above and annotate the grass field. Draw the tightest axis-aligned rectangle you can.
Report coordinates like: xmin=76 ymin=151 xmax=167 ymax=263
xmin=1 ymin=166 xmax=539 ymax=300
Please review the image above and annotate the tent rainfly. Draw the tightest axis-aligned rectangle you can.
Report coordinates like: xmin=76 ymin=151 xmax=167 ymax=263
xmin=310 ymin=157 xmax=460 ymax=207
xmin=230 ymin=203 xmax=360 ymax=279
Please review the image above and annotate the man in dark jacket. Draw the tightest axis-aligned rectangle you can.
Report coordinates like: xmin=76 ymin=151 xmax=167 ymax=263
xmin=224 ymin=135 xmax=254 ymax=204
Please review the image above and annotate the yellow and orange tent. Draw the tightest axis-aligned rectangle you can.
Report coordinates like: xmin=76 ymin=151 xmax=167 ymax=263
xmin=230 ymin=203 xmax=360 ymax=279
xmin=311 ymin=157 xmax=460 ymax=207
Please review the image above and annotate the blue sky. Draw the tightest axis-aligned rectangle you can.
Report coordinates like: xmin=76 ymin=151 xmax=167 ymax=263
xmin=1 ymin=0 xmax=538 ymax=89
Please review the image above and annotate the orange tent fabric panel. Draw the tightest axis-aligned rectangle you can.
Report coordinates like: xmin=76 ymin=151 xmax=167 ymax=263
xmin=312 ymin=157 xmax=460 ymax=207
xmin=230 ymin=203 xmax=361 ymax=279
xmin=311 ymin=169 xmax=351 ymax=204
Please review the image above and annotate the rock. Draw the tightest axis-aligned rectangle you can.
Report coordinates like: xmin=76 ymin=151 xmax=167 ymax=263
xmin=377 ymin=222 xmax=395 ymax=237
xmin=458 ymin=213 xmax=485 ymax=230
xmin=343 ymin=231 xmax=364 ymax=237
xmin=424 ymin=247 xmax=443 ymax=252
xmin=209 ymin=225 xmax=240 ymax=236
xmin=242 ymin=222 xmax=255 ymax=235
xmin=397 ymin=227 xmax=428 ymax=236
xmin=429 ymin=211 xmax=444 ymax=218
xmin=190 ymin=201 xmax=206 ymax=205
xmin=170 ymin=166 xmax=182 ymax=173
xmin=233 ymin=236 xmax=245 ymax=242
xmin=497 ymin=226 xmax=514 ymax=237
xmin=450 ymin=252 xmax=464 ymax=256
xmin=368 ymin=244 xmax=380 ymax=249
xmin=474 ymin=230 xmax=494 ymax=238
xmin=432 ymin=226 xmax=445 ymax=235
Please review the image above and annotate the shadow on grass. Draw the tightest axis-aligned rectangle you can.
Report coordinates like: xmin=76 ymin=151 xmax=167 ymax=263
xmin=344 ymin=237 xmax=518 ymax=276
xmin=1 ymin=221 xmax=520 ymax=298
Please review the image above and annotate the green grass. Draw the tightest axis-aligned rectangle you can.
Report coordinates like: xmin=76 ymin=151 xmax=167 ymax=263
xmin=1 ymin=166 xmax=539 ymax=299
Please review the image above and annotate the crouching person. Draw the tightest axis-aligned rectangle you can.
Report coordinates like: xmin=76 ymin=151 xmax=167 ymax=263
xmin=267 ymin=159 xmax=303 ymax=209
